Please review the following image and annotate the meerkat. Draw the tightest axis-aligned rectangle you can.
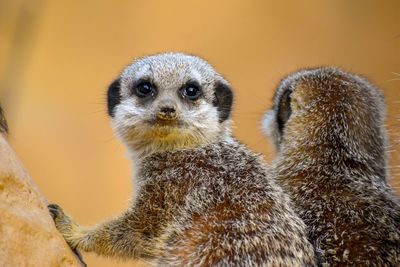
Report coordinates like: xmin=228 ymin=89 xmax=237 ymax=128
xmin=48 ymin=53 xmax=316 ymax=266
xmin=262 ymin=67 xmax=400 ymax=266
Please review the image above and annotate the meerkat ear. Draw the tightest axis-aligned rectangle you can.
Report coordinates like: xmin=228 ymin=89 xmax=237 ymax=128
xmin=107 ymin=78 xmax=121 ymax=117
xmin=276 ymin=89 xmax=292 ymax=135
xmin=213 ymin=82 xmax=233 ymax=123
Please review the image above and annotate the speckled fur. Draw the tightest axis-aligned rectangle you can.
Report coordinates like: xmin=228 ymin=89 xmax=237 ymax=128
xmin=263 ymin=67 xmax=400 ymax=266
xmin=49 ymin=53 xmax=316 ymax=266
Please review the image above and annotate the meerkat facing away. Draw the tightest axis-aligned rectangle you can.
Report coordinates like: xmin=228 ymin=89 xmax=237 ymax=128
xmin=48 ymin=53 xmax=316 ymax=266
xmin=262 ymin=67 xmax=400 ymax=266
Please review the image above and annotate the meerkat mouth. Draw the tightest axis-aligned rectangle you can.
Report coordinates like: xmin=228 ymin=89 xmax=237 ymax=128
xmin=143 ymin=124 xmax=191 ymax=141
xmin=141 ymin=119 xmax=182 ymax=137
xmin=153 ymin=119 xmax=178 ymax=127
xmin=146 ymin=117 xmax=184 ymax=128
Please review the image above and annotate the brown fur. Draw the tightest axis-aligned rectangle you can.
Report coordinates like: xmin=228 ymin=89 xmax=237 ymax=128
xmin=263 ymin=67 xmax=400 ymax=266
xmin=49 ymin=53 xmax=316 ymax=266
xmin=49 ymin=140 xmax=316 ymax=266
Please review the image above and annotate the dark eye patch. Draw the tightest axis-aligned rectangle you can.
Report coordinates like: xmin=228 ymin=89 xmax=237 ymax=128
xmin=213 ymin=82 xmax=233 ymax=123
xmin=276 ymin=89 xmax=292 ymax=135
xmin=180 ymin=81 xmax=202 ymax=101
xmin=107 ymin=78 xmax=121 ymax=117
xmin=132 ymin=79 xmax=157 ymax=99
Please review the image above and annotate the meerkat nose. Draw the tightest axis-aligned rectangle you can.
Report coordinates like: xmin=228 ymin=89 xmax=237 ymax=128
xmin=157 ymin=105 xmax=177 ymax=120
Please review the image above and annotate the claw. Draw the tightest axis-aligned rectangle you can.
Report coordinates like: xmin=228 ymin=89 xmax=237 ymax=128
xmin=48 ymin=203 xmax=62 ymax=219
xmin=73 ymin=248 xmax=87 ymax=267
xmin=47 ymin=204 xmax=86 ymax=266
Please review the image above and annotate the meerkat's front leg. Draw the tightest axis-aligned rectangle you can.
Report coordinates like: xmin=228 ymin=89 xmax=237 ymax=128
xmin=48 ymin=204 xmax=144 ymax=259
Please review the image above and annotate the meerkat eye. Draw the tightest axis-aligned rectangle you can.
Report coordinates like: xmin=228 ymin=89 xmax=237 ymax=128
xmin=134 ymin=81 xmax=155 ymax=98
xmin=181 ymin=83 xmax=202 ymax=100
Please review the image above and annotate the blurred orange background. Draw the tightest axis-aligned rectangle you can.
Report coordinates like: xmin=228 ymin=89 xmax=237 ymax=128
xmin=1 ymin=1 xmax=400 ymax=266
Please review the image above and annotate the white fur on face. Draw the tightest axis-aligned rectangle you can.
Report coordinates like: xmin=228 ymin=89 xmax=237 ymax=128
xmin=111 ymin=53 xmax=229 ymax=157
xmin=112 ymin=99 xmax=221 ymax=157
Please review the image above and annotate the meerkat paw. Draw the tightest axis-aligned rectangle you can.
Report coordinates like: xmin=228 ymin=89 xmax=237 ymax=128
xmin=48 ymin=204 xmax=76 ymax=240
xmin=48 ymin=204 xmax=87 ymax=265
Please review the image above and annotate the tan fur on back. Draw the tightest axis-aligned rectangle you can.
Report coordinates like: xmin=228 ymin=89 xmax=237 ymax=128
xmin=263 ymin=67 xmax=400 ymax=266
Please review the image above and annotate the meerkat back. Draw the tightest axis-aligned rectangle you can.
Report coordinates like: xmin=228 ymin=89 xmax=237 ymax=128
xmin=49 ymin=53 xmax=316 ymax=266
xmin=262 ymin=67 xmax=400 ymax=266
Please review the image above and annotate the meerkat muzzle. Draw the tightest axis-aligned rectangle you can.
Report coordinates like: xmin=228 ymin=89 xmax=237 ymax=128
xmin=157 ymin=106 xmax=177 ymax=121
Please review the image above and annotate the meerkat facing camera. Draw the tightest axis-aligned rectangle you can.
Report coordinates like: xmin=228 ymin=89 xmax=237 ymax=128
xmin=49 ymin=53 xmax=316 ymax=266
xmin=263 ymin=67 xmax=400 ymax=266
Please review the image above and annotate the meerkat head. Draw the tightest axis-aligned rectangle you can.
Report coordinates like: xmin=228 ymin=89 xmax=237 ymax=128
xmin=262 ymin=67 xmax=387 ymax=169
xmin=107 ymin=53 xmax=233 ymax=156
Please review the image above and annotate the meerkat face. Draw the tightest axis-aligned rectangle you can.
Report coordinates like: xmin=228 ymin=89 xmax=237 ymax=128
xmin=107 ymin=53 xmax=233 ymax=154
